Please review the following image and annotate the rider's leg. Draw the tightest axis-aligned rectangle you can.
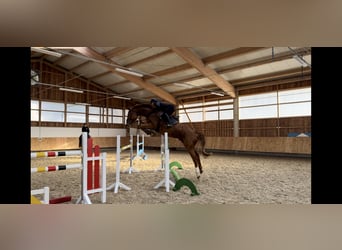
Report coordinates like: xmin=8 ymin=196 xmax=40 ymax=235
xmin=162 ymin=113 xmax=177 ymax=127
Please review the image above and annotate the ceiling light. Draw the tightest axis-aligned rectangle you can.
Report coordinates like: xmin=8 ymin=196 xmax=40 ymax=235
xmin=174 ymin=83 xmax=193 ymax=89
xmin=210 ymin=92 xmax=224 ymax=97
xmin=31 ymin=47 xmax=62 ymax=57
xmin=112 ymin=96 xmax=131 ymax=100
xmin=115 ymin=68 xmax=144 ymax=77
xmin=59 ymin=87 xmax=84 ymax=94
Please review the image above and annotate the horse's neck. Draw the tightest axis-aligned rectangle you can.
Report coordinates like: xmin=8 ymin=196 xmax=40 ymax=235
xmin=135 ymin=107 xmax=161 ymax=131
xmin=131 ymin=104 xmax=162 ymax=118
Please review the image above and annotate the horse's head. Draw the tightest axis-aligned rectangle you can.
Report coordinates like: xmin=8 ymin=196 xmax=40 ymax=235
xmin=126 ymin=108 xmax=138 ymax=127
xmin=126 ymin=103 xmax=158 ymax=132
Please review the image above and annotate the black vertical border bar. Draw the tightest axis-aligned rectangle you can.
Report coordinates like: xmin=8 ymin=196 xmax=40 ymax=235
xmin=0 ymin=47 xmax=31 ymax=204
xmin=311 ymin=47 xmax=342 ymax=204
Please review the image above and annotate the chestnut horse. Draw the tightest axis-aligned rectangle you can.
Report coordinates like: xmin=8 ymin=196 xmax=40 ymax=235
xmin=126 ymin=103 xmax=212 ymax=179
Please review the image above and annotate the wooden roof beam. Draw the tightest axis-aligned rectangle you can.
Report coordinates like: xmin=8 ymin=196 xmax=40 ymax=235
xmin=72 ymin=47 xmax=177 ymax=105
xmin=171 ymin=47 xmax=236 ymax=98
xmin=104 ymin=47 xmax=134 ymax=59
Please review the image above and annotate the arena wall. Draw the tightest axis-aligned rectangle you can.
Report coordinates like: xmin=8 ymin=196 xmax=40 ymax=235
xmin=31 ymin=127 xmax=311 ymax=155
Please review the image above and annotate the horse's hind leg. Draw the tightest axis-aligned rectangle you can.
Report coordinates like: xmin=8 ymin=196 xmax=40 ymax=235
xmin=187 ymin=147 xmax=203 ymax=179
xmin=194 ymin=150 xmax=203 ymax=173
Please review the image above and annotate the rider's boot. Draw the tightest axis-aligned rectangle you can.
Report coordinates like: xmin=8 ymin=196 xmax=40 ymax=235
xmin=162 ymin=113 xmax=177 ymax=127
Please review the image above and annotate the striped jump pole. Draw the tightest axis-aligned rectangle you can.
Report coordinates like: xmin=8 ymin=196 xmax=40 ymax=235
xmin=31 ymin=150 xmax=81 ymax=159
xmin=31 ymin=164 xmax=82 ymax=173
xmin=154 ymin=132 xmax=174 ymax=192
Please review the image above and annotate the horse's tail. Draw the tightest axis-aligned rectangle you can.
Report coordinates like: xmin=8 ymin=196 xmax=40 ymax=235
xmin=196 ymin=131 xmax=212 ymax=157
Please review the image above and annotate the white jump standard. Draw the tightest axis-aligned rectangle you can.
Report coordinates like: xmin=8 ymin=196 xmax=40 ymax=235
xmin=154 ymin=132 xmax=174 ymax=192
xmin=122 ymin=134 xmax=139 ymax=174
xmin=133 ymin=134 xmax=147 ymax=160
xmin=123 ymin=134 xmax=148 ymax=174
xmin=107 ymin=135 xmax=131 ymax=193
xmin=107 ymin=132 xmax=173 ymax=194
xmin=31 ymin=187 xmax=50 ymax=204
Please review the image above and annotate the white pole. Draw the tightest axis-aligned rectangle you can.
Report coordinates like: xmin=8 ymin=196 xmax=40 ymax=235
xmin=115 ymin=135 xmax=121 ymax=193
xmin=129 ymin=134 xmax=134 ymax=173
xmin=153 ymin=132 xmax=174 ymax=191
xmin=164 ymin=132 xmax=170 ymax=192
xmin=155 ymin=133 xmax=164 ymax=171
xmin=43 ymin=186 xmax=50 ymax=204
xmin=107 ymin=135 xmax=131 ymax=193
xmin=161 ymin=134 xmax=164 ymax=169
xmin=136 ymin=134 xmax=139 ymax=158
xmin=101 ymin=152 xmax=107 ymax=203
xmin=123 ymin=134 xmax=139 ymax=174
xmin=76 ymin=132 xmax=92 ymax=204
xmin=82 ymin=132 xmax=92 ymax=204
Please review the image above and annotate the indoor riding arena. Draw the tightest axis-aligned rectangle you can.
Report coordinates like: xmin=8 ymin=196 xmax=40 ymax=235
xmin=30 ymin=47 xmax=311 ymax=204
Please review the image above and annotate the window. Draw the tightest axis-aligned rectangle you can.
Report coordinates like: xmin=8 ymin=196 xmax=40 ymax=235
xmin=108 ymin=108 xmax=123 ymax=124
xmin=239 ymin=87 xmax=311 ymax=119
xmin=278 ymin=88 xmax=311 ymax=117
xmin=205 ymin=111 xmax=218 ymax=120
xmin=218 ymin=100 xmax=233 ymax=120
xmin=239 ymin=92 xmax=277 ymax=120
xmin=179 ymin=103 xmax=203 ymax=122
xmin=31 ymin=99 xmax=127 ymax=125
xmin=30 ymin=87 xmax=310 ymax=127
xmin=179 ymin=99 xmax=234 ymax=122
xmin=66 ymin=104 xmax=85 ymax=123
xmin=41 ymin=101 xmax=65 ymax=122
xmin=204 ymin=101 xmax=218 ymax=121
xmin=219 ymin=109 xmax=233 ymax=120
xmin=239 ymin=105 xmax=278 ymax=119
xmin=31 ymin=100 xmax=39 ymax=121
xmin=89 ymin=106 xmax=101 ymax=123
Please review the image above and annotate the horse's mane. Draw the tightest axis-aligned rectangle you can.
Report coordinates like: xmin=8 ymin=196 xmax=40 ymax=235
xmin=131 ymin=103 xmax=153 ymax=109
xmin=129 ymin=103 xmax=160 ymax=118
